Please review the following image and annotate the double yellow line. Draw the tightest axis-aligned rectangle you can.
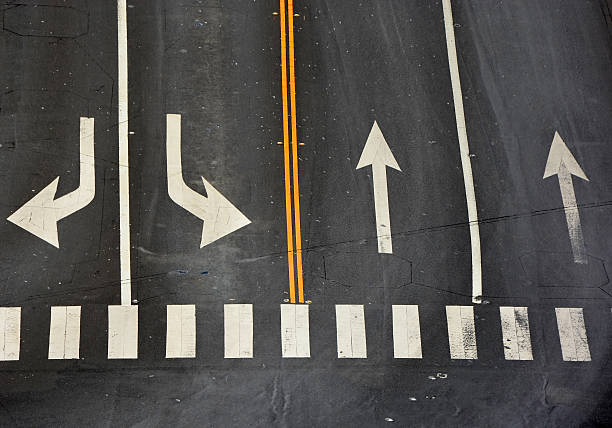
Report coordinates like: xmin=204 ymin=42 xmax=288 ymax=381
xmin=279 ymin=0 xmax=304 ymax=304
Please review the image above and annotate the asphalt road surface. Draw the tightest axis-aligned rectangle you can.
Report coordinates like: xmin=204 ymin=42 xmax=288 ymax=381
xmin=1 ymin=0 xmax=612 ymax=426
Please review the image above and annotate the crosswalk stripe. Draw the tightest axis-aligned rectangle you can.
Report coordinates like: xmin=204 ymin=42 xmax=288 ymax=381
xmin=166 ymin=305 xmax=196 ymax=359
xmin=335 ymin=305 xmax=367 ymax=358
xmin=499 ymin=306 xmax=533 ymax=360
xmin=280 ymin=304 xmax=310 ymax=358
xmin=446 ymin=305 xmax=477 ymax=360
xmin=0 ymin=307 xmax=20 ymax=361
xmin=555 ymin=308 xmax=591 ymax=362
xmin=107 ymin=305 xmax=138 ymax=359
xmin=48 ymin=306 xmax=81 ymax=360
xmin=224 ymin=304 xmax=253 ymax=358
xmin=392 ymin=305 xmax=422 ymax=359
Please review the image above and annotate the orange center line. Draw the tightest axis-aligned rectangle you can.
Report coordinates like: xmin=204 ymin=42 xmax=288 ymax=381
xmin=287 ymin=0 xmax=305 ymax=304
xmin=279 ymin=0 xmax=296 ymax=304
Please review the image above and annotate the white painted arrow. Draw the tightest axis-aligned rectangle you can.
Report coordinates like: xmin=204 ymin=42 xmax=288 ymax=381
xmin=357 ymin=121 xmax=401 ymax=254
xmin=544 ymin=131 xmax=589 ymax=264
xmin=166 ymin=114 xmax=251 ymax=247
xmin=7 ymin=117 xmax=95 ymax=248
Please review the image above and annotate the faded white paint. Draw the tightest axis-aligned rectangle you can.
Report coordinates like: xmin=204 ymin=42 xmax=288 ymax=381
xmin=118 ymin=0 xmax=131 ymax=305
xmin=335 ymin=305 xmax=367 ymax=358
xmin=0 ymin=307 xmax=20 ymax=361
xmin=280 ymin=304 xmax=310 ymax=358
xmin=544 ymin=132 xmax=589 ymax=264
xmin=555 ymin=308 xmax=591 ymax=362
xmin=499 ymin=306 xmax=533 ymax=360
xmin=108 ymin=305 xmax=138 ymax=359
xmin=166 ymin=114 xmax=251 ymax=247
xmin=442 ymin=0 xmax=483 ymax=303
xmin=224 ymin=304 xmax=253 ymax=358
xmin=392 ymin=305 xmax=422 ymax=359
xmin=7 ymin=117 xmax=95 ymax=248
xmin=166 ymin=305 xmax=196 ymax=358
xmin=48 ymin=306 xmax=81 ymax=360
xmin=446 ymin=305 xmax=477 ymax=359
xmin=356 ymin=121 xmax=401 ymax=254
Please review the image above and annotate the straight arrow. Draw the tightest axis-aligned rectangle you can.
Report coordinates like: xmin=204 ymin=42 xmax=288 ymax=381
xmin=7 ymin=117 xmax=95 ymax=247
xmin=166 ymin=114 xmax=251 ymax=247
xmin=544 ymin=131 xmax=589 ymax=264
xmin=357 ymin=121 xmax=401 ymax=254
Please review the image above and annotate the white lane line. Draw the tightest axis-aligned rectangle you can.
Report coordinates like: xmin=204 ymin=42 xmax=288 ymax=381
xmin=0 ymin=307 xmax=20 ymax=361
xmin=392 ymin=305 xmax=422 ymax=359
xmin=224 ymin=304 xmax=253 ymax=358
xmin=499 ymin=306 xmax=533 ymax=361
xmin=335 ymin=305 xmax=367 ymax=358
xmin=108 ymin=305 xmax=138 ymax=359
xmin=442 ymin=0 xmax=483 ymax=303
xmin=446 ymin=305 xmax=477 ymax=359
xmin=280 ymin=304 xmax=311 ymax=358
xmin=166 ymin=305 xmax=196 ymax=359
xmin=555 ymin=308 xmax=591 ymax=362
xmin=48 ymin=306 xmax=81 ymax=360
xmin=117 ymin=0 xmax=131 ymax=306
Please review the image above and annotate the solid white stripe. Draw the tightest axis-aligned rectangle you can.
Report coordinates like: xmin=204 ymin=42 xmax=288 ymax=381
xmin=48 ymin=306 xmax=81 ymax=359
xmin=224 ymin=304 xmax=253 ymax=358
xmin=392 ymin=305 xmax=422 ymax=359
xmin=166 ymin=305 xmax=196 ymax=358
xmin=499 ymin=306 xmax=533 ymax=360
xmin=555 ymin=308 xmax=591 ymax=362
xmin=442 ymin=0 xmax=483 ymax=303
xmin=117 ymin=0 xmax=131 ymax=306
xmin=280 ymin=304 xmax=310 ymax=358
xmin=108 ymin=305 xmax=138 ymax=359
xmin=0 ymin=307 xmax=20 ymax=361
xmin=335 ymin=305 xmax=367 ymax=358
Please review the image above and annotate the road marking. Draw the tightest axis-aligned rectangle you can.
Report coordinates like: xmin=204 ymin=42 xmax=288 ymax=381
xmin=224 ymin=304 xmax=253 ymax=358
xmin=446 ymin=305 xmax=477 ymax=359
xmin=7 ymin=117 xmax=95 ymax=248
xmin=0 ymin=307 xmax=20 ymax=361
xmin=499 ymin=306 xmax=533 ymax=361
xmin=117 ymin=0 xmax=131 ymax=306
xmin=166 ymin=114 xmax=251 ymax=246
xmin=287 ymin=0 xmax=305 ymax=303
xmin=166 ymin=305 xmax=196 ymax=359
xmin=441 ymin=0 xmax=483 ymax=304
xmin=108 ymin=305 xmax=138 ymax=359
xmin=335 ymin=305 xmax=367 ymax=358
xmin=392 ymin=305 xmax=422 ymax=359
xmin=357 ymin=121 xmax=402 ymax=254
xmin=48 ymin=306 xmax=81 ymax=360
xmin=555 ymin=308 xmax=591 ymax=362
xmin=280 ymin=304 xmax=310 ymax=358
xmin=544 ymin=132 xmax=589 ymax=264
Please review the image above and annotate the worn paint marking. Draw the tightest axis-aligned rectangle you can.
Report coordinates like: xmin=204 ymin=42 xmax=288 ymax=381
xmin=499 ymin=306 xmax=533 ymax=360
xmin=446 ymin=305 xmax=477 ymax=359
xmin=555 ymin=308 xmax=591 ymax=362
xmin=0 ymin=307 xmax=20 ymax=361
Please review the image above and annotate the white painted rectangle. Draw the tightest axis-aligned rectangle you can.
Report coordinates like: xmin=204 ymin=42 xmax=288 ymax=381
xmin=48 ymin=306 xmax=81 ymax=359
xmin=108 ymin=305 xmax=138 ymax=359
xmin=446 ymin=305 xmax=477 ymax=359
xmin=499 ymin=306 xmax=533 ymax=361
xmin=280 ymin=304 xmax=310 ymax=358
xmin=392 ymin=305 xmax=422 ymax=359
xmin=335 ymin=305 xmax=367 ymax=358
xmin=166 ymin=305 xmax=196 ymax=359
xmin=555 ymin=308 xmax=591 ymax=362
xmin=0 ymin=307 xmax=20 ymax=361
xmin=224 ymin=304 xmax=253 ymax=358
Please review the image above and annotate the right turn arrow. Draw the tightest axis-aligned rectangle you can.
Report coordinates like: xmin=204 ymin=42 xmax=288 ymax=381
xmin=356 ymin=121 xmax=402 ymax=254
xmin=543 ymin=131 xmax=589 ymax=264
xmin=166 ymin=114 xmax=251 ymax=247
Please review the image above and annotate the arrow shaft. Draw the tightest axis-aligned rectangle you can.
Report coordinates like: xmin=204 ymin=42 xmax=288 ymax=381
xmin=558 ymin=165 xmax=587 ymax=264
xmin=372 ymin=162 xmax=392 ymax=254
xmin=54 ymin=117 xmax=95 ymax=219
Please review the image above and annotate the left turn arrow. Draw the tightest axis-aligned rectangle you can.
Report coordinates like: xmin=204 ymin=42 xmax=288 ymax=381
xmin=7 ymin=117 xmax=95 ymax=248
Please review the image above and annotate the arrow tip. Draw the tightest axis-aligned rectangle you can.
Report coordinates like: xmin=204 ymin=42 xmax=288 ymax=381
xmin=7 ymin=177 xmax=61 ymax=247
xmin=199 ymin=177 xmax=251 ymax=248
xmin=543 ymin=131 xmax=589 ymax=181
xmin=356 ymin=121 xmax=401 ymax=171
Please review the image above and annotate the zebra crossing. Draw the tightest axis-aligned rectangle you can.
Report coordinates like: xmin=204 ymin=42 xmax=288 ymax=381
xmin=0 ymin=304 xmax=599 ymax=363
